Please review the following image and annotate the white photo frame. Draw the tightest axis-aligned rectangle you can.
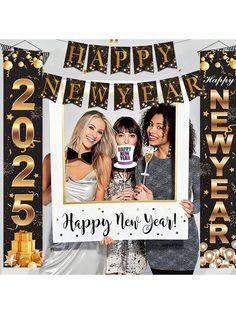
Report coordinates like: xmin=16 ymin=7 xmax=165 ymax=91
xmin=50 ymin=79 xmax=190 ymax=242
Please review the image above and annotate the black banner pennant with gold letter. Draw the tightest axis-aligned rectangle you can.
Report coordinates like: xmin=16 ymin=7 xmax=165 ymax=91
xmin=138 ymin=81 xmax=158 ymax=109
xmin=3 ymin=47 xmax=43 ymax=268
xmin=111 ymin=46 xmax=131 ymax=74
xmin=132 ymin=45 xmax=154 ymax=74
xmin=63 ymin=78 xmax=85 ymax=107
xmin=88 ymin=82 xmax=110 ymax=110
xmin=42 ymin=73 xmax=62 ymax=102
xmin=63 ymin=41 xmax=88 ymax=71
xmin=114 ymin=83 xmax=133 ymax=110
xmin=182 ymin=70 xmax=206 ymax=100
xmin=160 ymin=76 xmax=183 ymax=104
xmin=86 ymin=45 xmax=109 ymax=74
xmin=154 ymin=41 xmax=177 ymax=71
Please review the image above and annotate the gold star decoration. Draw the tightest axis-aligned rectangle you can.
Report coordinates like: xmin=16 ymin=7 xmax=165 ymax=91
xmin=203 ymin=111 xmax=209 ymax=117
xmin=204 ymin=190 xmax=209 ymax=195
xmin=4 ymin=254 xmax=16 ymax=267
xmin=9 ymin=193 xmax=14 ymax=198
xmin=230 ymin=167 xmax=235 ymax=173
xmin=6 ymin=113 xmax=14 ymax=121
xmin=232 ymin=235 xmax=236 ymax=239
xmin=34 ymin=173 xmax=39 ymax=178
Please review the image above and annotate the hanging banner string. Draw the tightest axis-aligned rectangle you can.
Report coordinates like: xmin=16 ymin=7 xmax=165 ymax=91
xmin=44 ymin=69 xmax=200 ymax=85
xmin=198 ymin=40 xmax=236 ymax=52
xmin=0 ymin=41 xmax=50 ymax=65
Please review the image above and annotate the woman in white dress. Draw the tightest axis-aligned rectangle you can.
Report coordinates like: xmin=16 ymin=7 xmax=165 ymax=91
xmin=42 ymin=110 xmax=116 ymax=274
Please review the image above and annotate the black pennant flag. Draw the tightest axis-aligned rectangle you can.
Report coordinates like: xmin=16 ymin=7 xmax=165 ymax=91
xmin=182 ymin=71 xmax=205 ymax=100
xmin=88 ymin=82 xmax=110 ymax=110
xmin=154 ymin=41 xmax=177 ymax=71
xmin=64 ymin=41 xmax=88 ymax=71
xmin=63 ymin=78 xmax=85 ymax=107
xmin=132 ymin=45 xmax=154 ymax=74
xmin=41 ymin=73 xmax=62 ymax=102
xmin=138 ymin=81 xmax=158 ymax=109
xmin=114 ymin=83 xmax=133 ymax=110
xmin=87 ymin=45 xmax=109 ymax=74
xmin=111 ymin=46 xmax=130 ymax=74
xmin=160 ymin=76 xmax=183 ymax=104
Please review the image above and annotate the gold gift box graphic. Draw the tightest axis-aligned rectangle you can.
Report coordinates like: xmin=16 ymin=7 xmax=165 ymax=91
xmin=6 ymin=231 xmax=42 ymax=268
xmin=11 ymin=240 xmax=35 ymax=252
xmin=14 ymin=230 xmax=32 ymax=241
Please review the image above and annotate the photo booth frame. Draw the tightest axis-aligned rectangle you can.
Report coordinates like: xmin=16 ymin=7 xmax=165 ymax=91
xmin=50 ymin=79 xmax=190 ymax=242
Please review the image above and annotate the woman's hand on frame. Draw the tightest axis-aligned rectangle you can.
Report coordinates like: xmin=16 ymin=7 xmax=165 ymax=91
xmin=180 ymin=199 xmax=193 ymax=218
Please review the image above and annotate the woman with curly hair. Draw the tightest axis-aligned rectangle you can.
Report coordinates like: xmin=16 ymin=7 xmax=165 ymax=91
xmin=135 ymin=104 xmax=200 ymax=275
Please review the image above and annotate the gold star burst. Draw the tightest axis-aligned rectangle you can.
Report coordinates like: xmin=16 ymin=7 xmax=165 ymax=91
xmin=34 ymin=173 xmax=39 ymax=178
xmin=9 ymin=193 xmax=14 ymax=198
xmin=6 ymin=113 xmax=14 ymax=121
xmin=203 ymin=111 xmax=209 ymax=117
xmin=230 ymin=167 xmax=235 ymax=173
xmin=204 ymin=190 xmax=209 ymax=195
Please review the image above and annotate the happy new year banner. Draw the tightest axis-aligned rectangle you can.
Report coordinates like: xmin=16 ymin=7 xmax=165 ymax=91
xmin=3 ymin=48 xmax=43 ymax=268
xmin=41 ymin=70 xmax=204 ymax=109
xmin=63 ymin=40 xmax=178 ymax=74
xmin=200 ymin=49 xmax=236 ymax=268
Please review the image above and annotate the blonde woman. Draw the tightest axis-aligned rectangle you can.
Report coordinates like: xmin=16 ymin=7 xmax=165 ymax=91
xmin=42 ymin=110 xmax=116 ymax=274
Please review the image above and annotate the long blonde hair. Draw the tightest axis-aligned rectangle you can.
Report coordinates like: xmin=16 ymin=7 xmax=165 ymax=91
xmin=68 ymin=110 xmax=116 ymax=190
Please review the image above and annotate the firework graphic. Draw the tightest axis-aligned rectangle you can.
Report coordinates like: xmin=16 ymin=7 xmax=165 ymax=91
xmin=4 ymin=162 xmax=14 ymax=175
xmin=229 ymin=211 xmax=236 ymax=228
xmin=30 ymin=107 xmax=42 ymax=120
xmin=33 ymin=210 xmax=43 ymax=227
xmin=228 ymin=108 xmax=236 ymax=121
xmin=200 ymin=162 xmax=212 ymax=177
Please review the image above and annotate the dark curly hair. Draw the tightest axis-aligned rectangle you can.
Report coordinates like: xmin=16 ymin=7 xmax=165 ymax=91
xmin=140 ymin=104 xmax=176 ymax=157
xmin=189 ymin=121 xmax=196 ymax=156
xmin=140 ymin=104 xmax=196 ymax=157
xmin=113 ymin=116 xmax=142 ymax=162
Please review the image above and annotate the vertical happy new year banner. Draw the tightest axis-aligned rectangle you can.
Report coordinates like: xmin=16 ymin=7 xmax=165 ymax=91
xmin=3 ymin=48 xmax=43 ymax=268
xmin=200 ymin=49 xmax=236 ymax=268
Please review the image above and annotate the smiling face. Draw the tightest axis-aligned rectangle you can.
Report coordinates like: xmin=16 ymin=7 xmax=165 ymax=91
xmin=147 ymin=114 xmax=169 ymax=147
xmin=116 ymin=129 xmax=138 ymax=146
xmin=81 ymin=116 xmax=106 ymax=151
